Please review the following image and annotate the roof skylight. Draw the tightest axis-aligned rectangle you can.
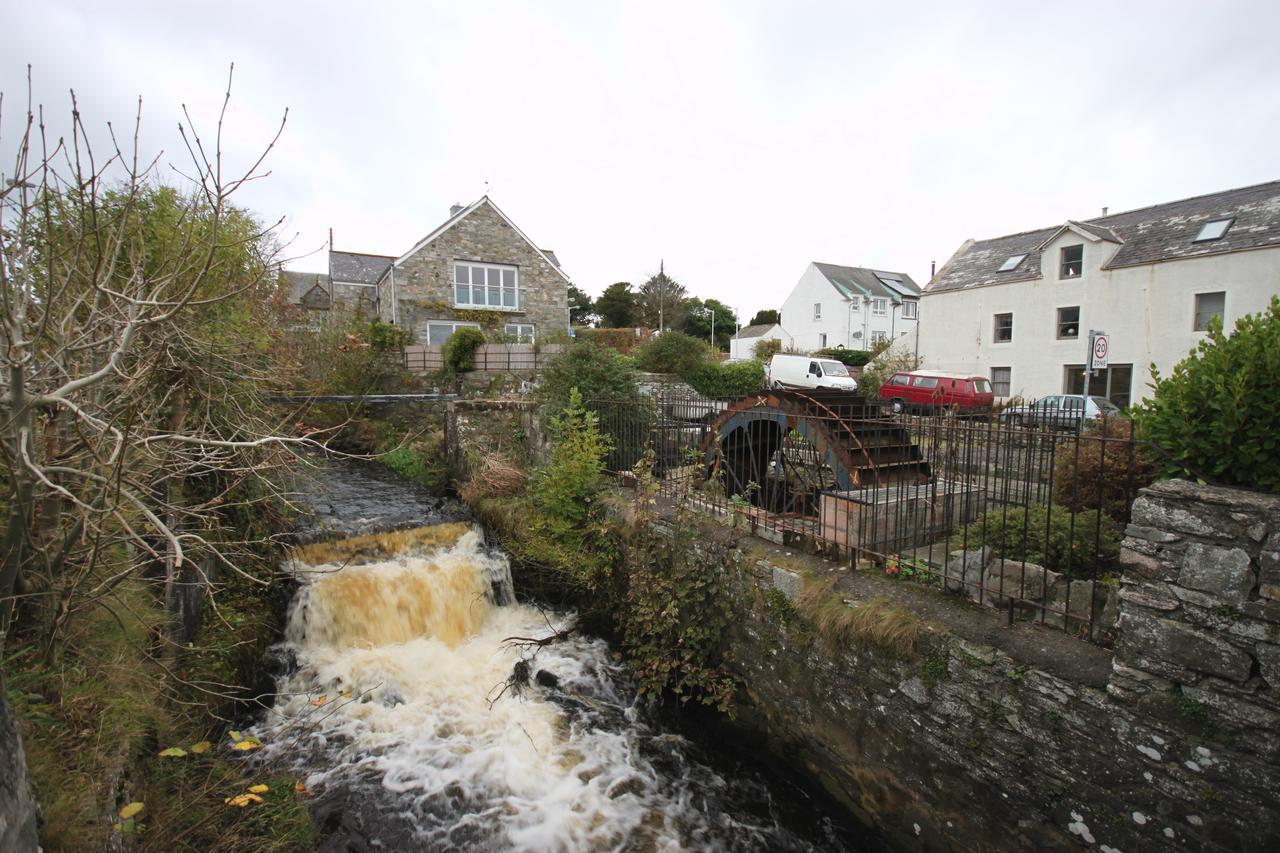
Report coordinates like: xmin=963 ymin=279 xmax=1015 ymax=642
xmin=1193 ymin=218 xmax=1233 ymax=242
xmin=997 ymin=254 xmax=1027 ymax=272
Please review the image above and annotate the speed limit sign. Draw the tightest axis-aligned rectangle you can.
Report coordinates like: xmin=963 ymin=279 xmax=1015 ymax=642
xmin=1090 ymin=332 xmax=1109 ymax=370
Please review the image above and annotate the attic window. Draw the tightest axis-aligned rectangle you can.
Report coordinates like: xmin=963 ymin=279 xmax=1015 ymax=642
xmin=997 ymin=254 xmax=1027 ymax=272
xmin=1193 ymin=218 xmax=1233 ymax=242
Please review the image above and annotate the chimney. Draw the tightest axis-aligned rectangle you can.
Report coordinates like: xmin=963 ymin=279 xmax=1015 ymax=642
xmin=1101 ymin=206 xmax=1109 ymax=216
xmin=450 ymin=203 xmax=464 ymax=217
xmin=930 ymin=260 xmax=936 ymax=278
xmin=328 ymin=227 xmax=333 ymax=249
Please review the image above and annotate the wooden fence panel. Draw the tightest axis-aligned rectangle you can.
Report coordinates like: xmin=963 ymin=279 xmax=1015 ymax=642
xmin=401 ymin=343 xmax=565 ymax=374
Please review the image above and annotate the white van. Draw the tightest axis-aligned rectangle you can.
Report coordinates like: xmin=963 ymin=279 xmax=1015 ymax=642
xmin=766 ymin=354 xmax=858 ymax=391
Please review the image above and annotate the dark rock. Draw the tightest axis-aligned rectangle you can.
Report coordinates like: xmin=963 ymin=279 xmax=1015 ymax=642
xmin=535 ymin=669 xmax=560 ymax=689
xmin=1179 ymin=543 xmax=1255 ymax=604
xmin=1116 ymin=610 xmax=1253 ymax=683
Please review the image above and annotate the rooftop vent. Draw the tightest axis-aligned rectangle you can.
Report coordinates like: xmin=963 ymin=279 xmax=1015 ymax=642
xmin=450 ymin=203 xmax=464 ymax=217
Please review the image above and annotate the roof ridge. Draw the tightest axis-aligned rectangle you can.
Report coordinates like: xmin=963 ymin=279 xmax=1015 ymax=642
xmin=1087 ymin=178 xmax=1280 ymax=224
xmin=331 ymin=249 xmax=397 ymax=259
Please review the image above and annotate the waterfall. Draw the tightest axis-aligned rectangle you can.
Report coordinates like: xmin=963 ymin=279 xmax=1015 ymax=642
xmin=256 ymin=522 xmax=853 ymax=852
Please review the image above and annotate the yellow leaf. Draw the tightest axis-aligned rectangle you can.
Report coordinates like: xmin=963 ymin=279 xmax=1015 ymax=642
xmin=158 ymin=747 xmax=187 ymax=757
xmin=294 ymin=781 xmax=310 ymax=795
xmin=225 ymin=793 xmax=260 ymax=808
xmin=112 ymin=823 xmax=123 ymax=832
xmin=118 ymin=802 xmax=145 ymax=819
xmin=309 ymin=695 xmax=328 ymax=706
xmin=247 ymin=784 xmax=269 ymax=794
xmin=232 ymin=738 xmax=262 ymax=751
xmin=341 ymin=690 xmax=353 ymax=699
xmin=190 ymin=741 xmax=211 ymax=754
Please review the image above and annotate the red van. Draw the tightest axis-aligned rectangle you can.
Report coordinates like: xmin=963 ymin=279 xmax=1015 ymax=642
xmin=878 ymin=371 xmax=995 ymax=414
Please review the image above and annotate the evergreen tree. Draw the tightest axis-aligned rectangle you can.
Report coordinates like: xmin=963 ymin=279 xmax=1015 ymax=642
xmin=595 ymin=281 xmax=637 ymax=327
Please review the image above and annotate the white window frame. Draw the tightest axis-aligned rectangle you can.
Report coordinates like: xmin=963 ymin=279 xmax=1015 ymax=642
xmin=813 ymin=302 xmax=822 ymax=320
xmin=871 ymin=298 xmax=888 ymax=316
xmin=901 ymin=301 xmax=918 ymax=319
xmin=818 ymin=333 xmax=827 ymax=348
xmin=993 ymin=312 xmax=1013 ymax=343
xmin=991 ymin=366 xmax=1011 ymax=397
xmin=426 ymin=320 xmax=481 ymax=345
xmin=454 ymin=261 xmax=521 ymax=311
xmin=871 ymin=331 xmax=888 ymax=345
xmin=504 ymin=323 xmax=535 ymax=343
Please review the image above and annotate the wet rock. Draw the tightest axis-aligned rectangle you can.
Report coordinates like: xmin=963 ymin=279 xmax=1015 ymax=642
xmin=535 ymin=669 xmax=560 ymax=689
xmin=606 ymin=775 xmax=646 ymax=799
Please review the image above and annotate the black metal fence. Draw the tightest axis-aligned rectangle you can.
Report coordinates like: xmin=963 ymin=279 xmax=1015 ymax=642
xmin=589 ymin=390 xmax=1155 ymax=645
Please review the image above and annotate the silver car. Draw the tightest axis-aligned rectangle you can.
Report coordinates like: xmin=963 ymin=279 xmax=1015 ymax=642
xmin=999 ymin=394 xmax=1122 ymax=431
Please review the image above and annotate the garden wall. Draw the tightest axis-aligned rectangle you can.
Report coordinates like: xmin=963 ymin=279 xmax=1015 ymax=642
xmin=694 ymin=478 xmax=1280 ymax=851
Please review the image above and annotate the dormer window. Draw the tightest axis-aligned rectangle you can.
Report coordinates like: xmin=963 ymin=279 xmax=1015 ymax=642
xmin=1193 ymin=217 xmax=1233 ymax=242
xmin=1060 ymin=245 xmax=1083 ymax=279
xmin=997 ymin=254 xmax=1027 ymax=272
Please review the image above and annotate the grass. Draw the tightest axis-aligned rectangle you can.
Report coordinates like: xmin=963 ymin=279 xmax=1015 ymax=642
xmin=794 ymin=575 xmax=920 ymax=658
xmin=6 ymin=568 xmax=314 ymax=852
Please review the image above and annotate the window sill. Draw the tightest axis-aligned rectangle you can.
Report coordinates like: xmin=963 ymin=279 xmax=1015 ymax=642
xmin=453 ymin=304 xmax=523 ymax=313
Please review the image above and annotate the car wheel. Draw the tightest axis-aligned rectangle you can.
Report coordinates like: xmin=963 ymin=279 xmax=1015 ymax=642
xmin=891 ymin=398 xmax=905 ymax=414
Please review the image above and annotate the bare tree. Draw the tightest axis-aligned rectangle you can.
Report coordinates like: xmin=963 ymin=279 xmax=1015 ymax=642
xmin=0 ymin=66 xmax=309 ymax=661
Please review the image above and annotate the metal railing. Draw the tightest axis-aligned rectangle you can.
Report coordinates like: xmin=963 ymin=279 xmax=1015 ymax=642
xmin=589 ymin=390 xmax=1153 ymax=645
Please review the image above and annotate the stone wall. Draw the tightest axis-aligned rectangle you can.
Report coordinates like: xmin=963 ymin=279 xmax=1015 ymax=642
xmin=0 ymin=694 xmax=39 ymax=852
xmin=388 ymin=201 xmax=569 ymax=343
xmin=694 ymin=479 xmax=1280 ymax=851
xmin=445 ymin=399 xmax=546 ymax=478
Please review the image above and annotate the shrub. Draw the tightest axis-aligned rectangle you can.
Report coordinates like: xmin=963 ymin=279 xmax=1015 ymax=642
xmin=815 ymin=347 xmax=874 ymax=367
xmin=858 ymin=346 xmax=923 ymax=396
xmin=960 ymin=504 xmax=1122 ymax=577
xmin=575 ymin=327 xmax=648 ymax=354
xmin=532 ymin=389 xmax=611 ymax=539
xmin=634 ymin=331 xmax=709 ymax=375
xmin=1052 ymin=417 xmax=1160 ymax=519
xmin=683 ymin=359 xmax=765 ymax=398
xmin=537 ymin=341 xmax=643 ymax=418
xmin=368 ymin=319 xmax=414 ymax=351
xmin=1131 ymin=296 xmax=1280 ymax=492
xmin=442 ymin=326 xmax=486 ymax=373
xmin=752 ymin=337 xmax=783 ymax=361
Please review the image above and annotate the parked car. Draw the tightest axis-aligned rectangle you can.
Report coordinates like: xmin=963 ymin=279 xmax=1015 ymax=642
xmin=877 ymin=371 xmax=994 ymax=414
xmin=998 ymin=394 xmax=1122 ymax=431
xmin=766 ymin=354 xmax=858 ymax=391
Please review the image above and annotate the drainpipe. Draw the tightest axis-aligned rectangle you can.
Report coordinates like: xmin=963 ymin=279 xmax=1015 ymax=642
xmin=390 ymin=265 xmax=398 ymax=324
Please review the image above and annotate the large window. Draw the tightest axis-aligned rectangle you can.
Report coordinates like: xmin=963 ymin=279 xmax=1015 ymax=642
xmin=993 ymin=312 xmax=1013 ymax=343
xmin=1194 ymin=291 xmax=1225 ymax=331
xmin=1063 ymin=363 xmax=1133 ymax=408
xmin=871 ymin=298 xmax=888 ymax=316
xmin=991 ymin=367 xmax=1011 ymax=397
xmin=1057 ymin=306 xmax=1080 ymax=339
xmin=505 ymin=323 xmax=535 ymax=343
xmin=455 ymin=262 xmax=519 ymax=309
xmin=1060 ymin=244 xmax=1083 ymax=279
xmin=901 ymin=300 xmax=918 ymax=319
xmin=427 ymin=320 xmax=481 ymax=345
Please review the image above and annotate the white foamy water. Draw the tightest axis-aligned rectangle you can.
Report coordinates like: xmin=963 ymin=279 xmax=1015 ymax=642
xmin=255 ymin=526 xmax=852 ymax=852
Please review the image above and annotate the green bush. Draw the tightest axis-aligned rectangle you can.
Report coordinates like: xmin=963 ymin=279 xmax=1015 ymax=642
xmin=1131 ymin=296 xmax=1280 ymax=492
xmin=960 ymin=504 xmax=1122 ymax=577
xmin=442 ymin=326 xmax=486 ymax=373
xmin=816 ymin=347 xmax=873 ymax=367
xmin=752 ymin=337 xmax=783 ymax=361
xmin=538 ymin=341 xmax=643 ymax=417
xmin=532 ymin=389 xmax=611 ymax=540
xmin=634 ymin=331 xmax=709 ymax=375
xmin=368 ymin=319 xmax=414 ymax=351
xmin=683 ymin=359 xmax=765 ymax=398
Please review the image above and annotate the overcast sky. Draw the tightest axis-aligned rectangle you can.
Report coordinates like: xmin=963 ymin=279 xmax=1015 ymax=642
xmin=6 ymin=0 xmax=1280 ymax=323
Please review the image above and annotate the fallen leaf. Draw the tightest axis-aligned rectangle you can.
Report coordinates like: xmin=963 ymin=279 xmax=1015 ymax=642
xmin=229 ymin=730 xmax=243 ymax=742
xmin=224 ymin=793 xmax=265 ymax=808
xmin=232 ymin=737 xmax=262 ymax=751
xmin=247 ymin=784 xmax=269 ymax=794
xmin=340 ymin=690 xmax=353 ymax=699
xmin=190 ymin=741 xmax=211 ymax=754
xmin=309 ymin=696 xmax=328 ymax=706
xmin=112 ymin=823 xmax=123 ymax=832
xmin=294 ymin=780 xmax=310 ymax=795
xmin=118 ymin=802 xmax=145 ymax=819
xmin=158 ymin=747 xmax=188 ymax=757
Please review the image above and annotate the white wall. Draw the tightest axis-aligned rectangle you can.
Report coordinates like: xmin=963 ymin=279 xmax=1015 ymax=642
xmin=779 ymin=263 xmax=919 ymax=353
xmin=918 ymin=239 xmax=1280 ymax=403
xmin=729 ymin=325 xmax=792 ymax=360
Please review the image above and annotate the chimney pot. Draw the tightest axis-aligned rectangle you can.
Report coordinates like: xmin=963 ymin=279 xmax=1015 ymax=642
xmin=1101 ymin=206 xmax=1109 ymax=216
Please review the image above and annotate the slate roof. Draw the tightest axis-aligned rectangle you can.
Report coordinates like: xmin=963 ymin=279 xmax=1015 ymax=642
xmin=928 ymin=180 xmax=1280 ymax=294
xmin=330 ymin=250 xmax=394 ymax=285
xmin=284 ymin=270 xmax=330 ymax=303
xmin=734 ymin=323 xmax=779 ymax=339
xmin=812 ymin=263 xmax=922 ymax=303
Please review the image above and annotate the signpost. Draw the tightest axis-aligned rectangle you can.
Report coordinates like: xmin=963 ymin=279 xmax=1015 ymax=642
xmin=1083 ymin=330 xmax=1109 ymax=408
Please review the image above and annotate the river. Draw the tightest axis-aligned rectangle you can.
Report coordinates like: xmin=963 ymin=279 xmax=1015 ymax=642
xmin=253 ymin=459 xmax=867 ymax=851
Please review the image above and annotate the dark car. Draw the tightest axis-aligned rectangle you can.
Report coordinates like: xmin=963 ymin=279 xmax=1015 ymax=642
xmin=999 ymin=394 xmax=1122 ymax=431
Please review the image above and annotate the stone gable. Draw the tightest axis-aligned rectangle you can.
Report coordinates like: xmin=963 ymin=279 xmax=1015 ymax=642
xmin=387 ymin=201 xmax=568 ymax=344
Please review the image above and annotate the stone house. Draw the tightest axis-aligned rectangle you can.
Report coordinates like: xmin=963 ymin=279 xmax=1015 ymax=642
xmin=283 ymin=250 xmax=393 ymax=315
xmin=919 ymin=179 xmax=1280 ymax=404
xmin=375 ymin=197 xmax=570 ymax=344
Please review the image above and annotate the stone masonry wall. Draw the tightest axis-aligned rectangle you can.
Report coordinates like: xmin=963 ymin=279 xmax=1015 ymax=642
xmin=389 ymin=201 xmax=569 ymax=343
xmin=697 ymin=480 xmax=1280 ymax=851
